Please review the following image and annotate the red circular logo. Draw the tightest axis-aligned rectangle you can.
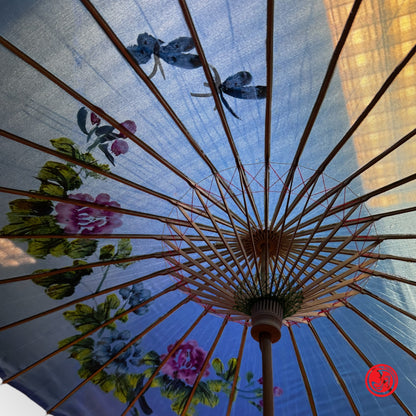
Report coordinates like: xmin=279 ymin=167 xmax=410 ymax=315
xmin=365 ymin=364 xmax=398 ymax=397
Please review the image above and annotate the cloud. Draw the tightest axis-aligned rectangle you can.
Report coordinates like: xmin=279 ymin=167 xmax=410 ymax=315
xmin=0 ymin=239 xmax=36 ymax=267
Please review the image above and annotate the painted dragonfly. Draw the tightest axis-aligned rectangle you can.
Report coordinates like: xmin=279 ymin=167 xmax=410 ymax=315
xmin=191 ymin=66 xmax=266 ymax=119
xmin=127 ymin=32 xmax=201 ymax=79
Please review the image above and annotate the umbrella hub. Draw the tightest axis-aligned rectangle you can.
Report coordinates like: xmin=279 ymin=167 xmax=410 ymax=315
xmin=250 ymin=298 xmax=283 ymax=343
xmin=240 ymin=228 xmax=291 ymax=260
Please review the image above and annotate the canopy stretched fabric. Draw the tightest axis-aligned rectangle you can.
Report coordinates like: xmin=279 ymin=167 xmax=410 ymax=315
xmin=1 ymin=0 xmax=416 ymax=415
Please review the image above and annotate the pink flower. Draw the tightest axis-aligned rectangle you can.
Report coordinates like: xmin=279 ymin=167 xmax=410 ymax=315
xmin=117 ymin=120 xmax=137 ymax=138
xmin=258 ymin=377 xmax=263 ymax=385
xmin=111 ymin=139 xmax=129 ymax=156
xmin=273 ymin=386 xmax=283 ymax=397
xmin=90 ymin=112 xmax=101 ymax=125
xmin=55 ymin=193 xmax=123 ymax=234
xmin=259 ymin=400 xmax=264 ymax=408
xmin=160 ymin=340 xmax=210 ymax=385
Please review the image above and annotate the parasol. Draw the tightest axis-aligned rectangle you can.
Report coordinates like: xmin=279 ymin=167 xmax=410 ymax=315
xmin=1 ymin=0 xmax=416 ymax=415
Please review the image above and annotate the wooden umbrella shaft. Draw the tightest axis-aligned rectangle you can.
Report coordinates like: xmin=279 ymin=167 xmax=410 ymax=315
xmin=260 ymin=331 xmax=274 ymax=416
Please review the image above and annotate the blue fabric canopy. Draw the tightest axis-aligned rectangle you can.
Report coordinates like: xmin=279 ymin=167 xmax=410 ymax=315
xmin=1 ymin=1 xmax=416 ymax=415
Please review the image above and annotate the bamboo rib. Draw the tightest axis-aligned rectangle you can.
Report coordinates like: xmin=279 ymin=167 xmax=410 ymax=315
xmin=299 ymin=173 xmax=416 ymax=230
xmin=163 ymin=237 xmax=238 ymax=293
xmin=0 ymin=242 xmax=236 ymax=287
xmin=0 ymin=245 xmax=205 ymax=285
xmin=345 ymin=303 xmax=416 ymax=361
xmin=180 ymin=315 xmax=229 ymax=416
xmin=226 ymin=323 xmax=249 ymax=416
xmin=283 ymin=127 xmax=416 ymax=231
xmin=360 ymin=268 xmax=416 ymax=287
xmin=178 ymin=0 xmax=262 ymax=228
xmin=0 ymin=35 xmax=251 ymax=232
xmin=175 ymin=206 xmax=243 ymax=286
xmin=350 ymin=283 xmax=416 ymax=322
xmin=4 ymin=284 xmax=182 ymax=383
xmin=308 ymin=323 xmax=360 ymax=415
xmin=0 ymin=128 xmax=239 ymax=232
xmin=1 ymin=244 xmax=243 ymax=332
xmin=264 ymin=0 xmax=275 ymax=274
xmin=213 ymin=174 xmax=258 ymax=293
xmin=327 ymin=315 xmax=413 ymax=416
xmin=78 ymin=0 xmax=253 ymax=230
xmin=302 ymin=251 xmax=377 ymax=296
xmin=369 ymin=252 xmax=416 ymax=263
xmin=164 ymin=256 xmax=235 ymax=301
xmin=270 ymin=0 xmax=363 ymax=229
xmin=48 ymin=297 xmax=192 ymax=413
xmin=278 ymin=187 xmax=345 ymax=289
xmin=120 ymin=307 xmax=211 ymax=416
xmin=289 ymin=216 xmax=373 ymax=291
xmin=288 ymin=327 xmax=318 ymax=416
xmin=0 ymin=276 xmax=184 ymax=332
xmin=0 ymin=185 xmax=230 ymax=235
xmin=276 ymin=43 xmax=416 ymax=226
xmin=192 ymin=187 xmax=254 ymax=288
xmin=0 ymin=233 xmax=225 ymax=241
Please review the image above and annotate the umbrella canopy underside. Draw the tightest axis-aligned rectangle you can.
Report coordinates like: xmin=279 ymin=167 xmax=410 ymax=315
xmin=1 ymin=0 xmax=416 ymax=415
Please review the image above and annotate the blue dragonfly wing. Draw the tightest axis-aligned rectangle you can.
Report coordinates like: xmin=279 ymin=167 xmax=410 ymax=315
xmin=222 ymin=85 xmax=267 ymax=99
xmin=136 ymin=32 xmax=160 ymax=53
xmin=219 ymin=90 xmax=240 ymax=119
xmin=222 ymin=71 xmax=253 ymax=88
xmin=159 ymin=51 xmax=202 ymax=69
xmin=162 ymin=36 xmax=195 ymax=53
xmin=127 ymin=45 xmax=153 ymax=64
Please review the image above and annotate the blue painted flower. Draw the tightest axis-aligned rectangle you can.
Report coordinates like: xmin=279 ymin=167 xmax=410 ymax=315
xmin=119 ymin=283 xmax=151 ymax=315
xmin=93 ymin=329 xmax=142 ymax=373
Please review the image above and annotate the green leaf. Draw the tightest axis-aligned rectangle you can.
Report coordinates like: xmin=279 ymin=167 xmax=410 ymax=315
xmin=50 ymin=137 xmax=80 ymax=158
xmin=91 ymin=372 xmax=116 ymax=393
xmin=58 ymin=334 xmax=83 ymax=349
xmin=141 ymin=351 xmax=161 ymax=367
xmin=211 ymin=358 xmax=224 ymax=375
xmin=77 ymin=107 xmax=89 ymax=134
xmin=114 ymin=374 xmax=139 ymax=403
xmin=2 ymin=215 xmax=61 ymax=238
xmin=131 ymin=408 xmax=140 ymax=416
xmin=32 ymin=264 xmax=92 ymax=299
xmin=246 ymin=371 xmax=254 ymax=383
xmin=142 ymin=368 xmax=157 ymax=380
xmin=27 ymin=238 xmax=68 ymax=258
xmin=105 ymin=294 xmax=120 ymax=310
xmin=99 ymin=244 xmax=115 ymax=261
xmin=224 ymin=358 xmax=237 ymax=381
xmin=46 ymin=283 xmax=75 ymax=299
xmin=206 ymin=379 xmax=225 ymax=393
xmin=9 ymin=199 xmax=54 ymax=216
xmin=116 ymin=308 xmax=128 ymax=322
xmin=116 ymin=239 xmax=132 ymax=258
xmin=67 ymin=239 xmax=98 ymax=259
xmin=194 ymin=382 xmax=219 ymax=407
xmin=39 ymin=182 xmax=66 ymax=197
xmin=37 ymin=161 xmax=82 ymax=191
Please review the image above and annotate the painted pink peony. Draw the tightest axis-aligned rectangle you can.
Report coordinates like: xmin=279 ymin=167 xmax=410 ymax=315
xmin=55 ymin=193 xmax=123 ymax=234
xmin=273 ymin=386 xmax=283 ymax=397
xmin=90 ymin=112 xmax=101 ymax=125
xmin=117 ymin=120 xmax=137 ymax=138
xmin=160 ymin=340 xmax=210 ymax=385
xmin=111 ymin=139 xmax=129 ymax=156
